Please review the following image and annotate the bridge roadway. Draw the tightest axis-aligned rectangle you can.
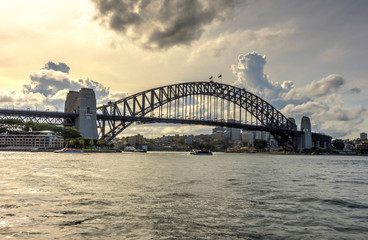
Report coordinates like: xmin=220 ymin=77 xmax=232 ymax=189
xmin=0 ymin=108 xmax=78 ymax=126
xmin=0 ymin=108 xmax=299 ymax=134
xmin=97 ymin=114 xmax=332 ymax=145
xmin=96 ymin=114 xmax=301 ymax=135
xmin=0 ymin=108 xmax=330 ymax=144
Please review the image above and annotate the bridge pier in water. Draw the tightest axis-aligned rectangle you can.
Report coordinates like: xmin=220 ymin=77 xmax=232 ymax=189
xmin=65 ymin=88 xmax=98 ymax=139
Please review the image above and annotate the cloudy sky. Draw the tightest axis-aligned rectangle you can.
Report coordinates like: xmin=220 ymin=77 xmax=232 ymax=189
xmin=0 ymin=0 xmax=367 ymax=139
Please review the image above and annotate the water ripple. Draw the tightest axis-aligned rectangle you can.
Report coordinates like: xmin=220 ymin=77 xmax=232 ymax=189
xmin=0 ymin=152 xmax=367 ymax=239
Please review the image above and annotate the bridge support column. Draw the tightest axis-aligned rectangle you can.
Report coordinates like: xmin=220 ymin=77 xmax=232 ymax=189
xmin=300 ymin=116 xmax=312 ymax=150
xmin=65 ymin=88 xmax=98 ymax=139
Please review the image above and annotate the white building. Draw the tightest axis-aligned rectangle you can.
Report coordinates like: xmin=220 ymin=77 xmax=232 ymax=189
xmin=127 ymin=134 xmax=144 ymax=147
xmin=242 ymin=131 xmax=255 ymax=145
xmin=228 ymin=119 xmax=242 ymax=141
xmin=0 ymin=131 xmax=63 ymax=149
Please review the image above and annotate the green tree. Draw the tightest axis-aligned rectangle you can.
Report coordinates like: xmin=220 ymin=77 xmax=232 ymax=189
xmin=0 ymin=119 xmax=24 ymax=125
xmin=254 ymin=139 xmax=268 ymax=150
xmin=78 ymin=138 xmax=85 ymax=149
xmin=0 ymin=119 xmax=24 ymax=132
xmin=96 ymin=140 xmax=106 ymax=147
xmin=358 ymin=148 xmax=368 ymax=154
xmin=24 ymin=122 xmax=81 ymax=139
xmin=58 ymin=127 xmax=81 ymax=139
xmin=24 ymin=122 xmax=57 ymax=132
xmin=65 ymin=138 xmax=76 ymax=148
xmin=332 ymin=139 xmax=344 ymax=150
xmin=0 ymin=127 xmax=7 ymax=134
xmin=84 ymin=138 xmax=93 ymax=148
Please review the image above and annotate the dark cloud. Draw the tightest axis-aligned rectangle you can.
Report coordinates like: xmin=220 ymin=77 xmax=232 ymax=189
xmin=44 ymin=62 xmax=70 ymax=73
xmin=0 ymin=92 xmax=15 ymax=102
xmin=348 ymin=87 xmax=361 ymax=94
xmin=305 ymin=74 xmax=345 ymax=97
xmin=91 ymin=0 xmax=234 ymax=50
xmin=284 ymin=74 xmax=345 ymax=101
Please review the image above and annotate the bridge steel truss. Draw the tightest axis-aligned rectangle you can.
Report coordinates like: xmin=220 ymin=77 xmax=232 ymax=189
xmin=0 ymin=109 xmax=78 ymax=126
xmin=96 ymin=81 xmax=299 ymax=150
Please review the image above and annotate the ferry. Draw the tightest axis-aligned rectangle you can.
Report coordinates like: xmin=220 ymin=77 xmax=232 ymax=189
xmin=123 ymin=146 xmax=147 ymax=153
xmin=123 ymin=146 xmax=137 ymax=152
xmin=135 ymin=148 xmax=147 ymax=153
xmin=54 ymin=148 xmax=83 ymax=153
xmin=190 ymin=149 xmax=213 ymax=155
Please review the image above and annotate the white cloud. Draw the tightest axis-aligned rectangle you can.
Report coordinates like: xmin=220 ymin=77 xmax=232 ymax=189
xmin=281 ymin=101 xmax=328 ymax=116
xmin=231 ymin=51 xmax=366 ymax=139
xmin=284 ymin=74 xmax=345 ymax=100
xmin=98 ymin=91 xmax=128 ymax=105
xmin=281 ymin=94 xmax=366 ymax=138
xmin=0 ymin=90 xmax=46 ymax=109
xmin=230 ymin=52 xmax=294 ymax=107
xmin=1 ymin=62 xmax=126 ymax=111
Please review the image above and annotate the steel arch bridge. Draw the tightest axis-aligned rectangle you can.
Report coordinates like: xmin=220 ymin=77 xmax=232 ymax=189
xmin=96 ymin=81 xmax=299 ymax=150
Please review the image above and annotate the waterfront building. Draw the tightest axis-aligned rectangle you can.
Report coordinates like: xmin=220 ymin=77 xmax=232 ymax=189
xmin=212 ymin=127 xmax=226 ymax=134
xmin=255 ymin=131 xmax=269 ymax=141
xmin=360 ymin=132 xmax=367 ymax=141
xmin=214 ymin=131 xmax=224 ymax=140
xmin=228 ymin=119 xmax=242 ymax=141
xmin=162 ymin=135 xmax=170 ymax=141
xmin=269 ymin=135 xmax=279 ymax=148
xmin=0 ymin=131 xmax=63 ymax=150
xmin=356 ymin=143 xmax=368 ymax=150
xmin=127 ymin=134 xmax=144 ymax=147
xmin=186 ymin=136 xmax=193 ymax=145
xmin=242 ymin=131 xmax=255 ymax=145
xmin=114 ymin=138 xmax=125 ymax=150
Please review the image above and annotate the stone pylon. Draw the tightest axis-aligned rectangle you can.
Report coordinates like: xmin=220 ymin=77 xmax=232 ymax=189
xmin=65 ymin=88 xmax=98 ymax=139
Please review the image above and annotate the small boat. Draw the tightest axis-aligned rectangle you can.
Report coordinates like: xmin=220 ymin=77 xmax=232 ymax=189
xmin=190 ymin=149 xmax=213 ymax=155
xmin=135 ymin=148 xmax=147 ymax=153
xmin=54 ymin=148 xmax=83 ymax=153
xmin=123 ymin=146 xmax=147 ymax=153
xmin=123 ymin=146 xmax=137 ymax=152
xmin=30 ymin=148 xmax=39 ymax=152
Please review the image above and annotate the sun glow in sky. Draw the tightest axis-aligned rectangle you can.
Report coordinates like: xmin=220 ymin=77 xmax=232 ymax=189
xmin=1 ymin=0 xmax=368 ymax=139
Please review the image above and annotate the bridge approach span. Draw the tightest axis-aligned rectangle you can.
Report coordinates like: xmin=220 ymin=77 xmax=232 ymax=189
xmin=0 ymin=108 xmax=78 ymax=126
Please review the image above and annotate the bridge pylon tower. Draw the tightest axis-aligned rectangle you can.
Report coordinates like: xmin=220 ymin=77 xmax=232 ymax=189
xmin=65 ymin=88 xmax=98 ymax=139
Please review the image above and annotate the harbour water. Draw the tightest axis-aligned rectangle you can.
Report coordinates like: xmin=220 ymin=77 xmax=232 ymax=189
xmin=1 ymin=152 xmax=367 ymax=239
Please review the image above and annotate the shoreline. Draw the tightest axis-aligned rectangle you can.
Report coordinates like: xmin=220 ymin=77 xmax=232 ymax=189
xmin=0 ymin=148 xmax=367 ymax=156
xmin=0 ymin=148 xmax=118 ymax=153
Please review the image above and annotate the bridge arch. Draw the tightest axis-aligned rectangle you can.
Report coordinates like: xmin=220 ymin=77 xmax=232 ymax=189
xmin=96 ymin=81 xmax=298 ymax=150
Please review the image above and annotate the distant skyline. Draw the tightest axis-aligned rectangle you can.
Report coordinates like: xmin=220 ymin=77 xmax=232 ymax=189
xmin=1 ymin=0 xmax=367 ymax=139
